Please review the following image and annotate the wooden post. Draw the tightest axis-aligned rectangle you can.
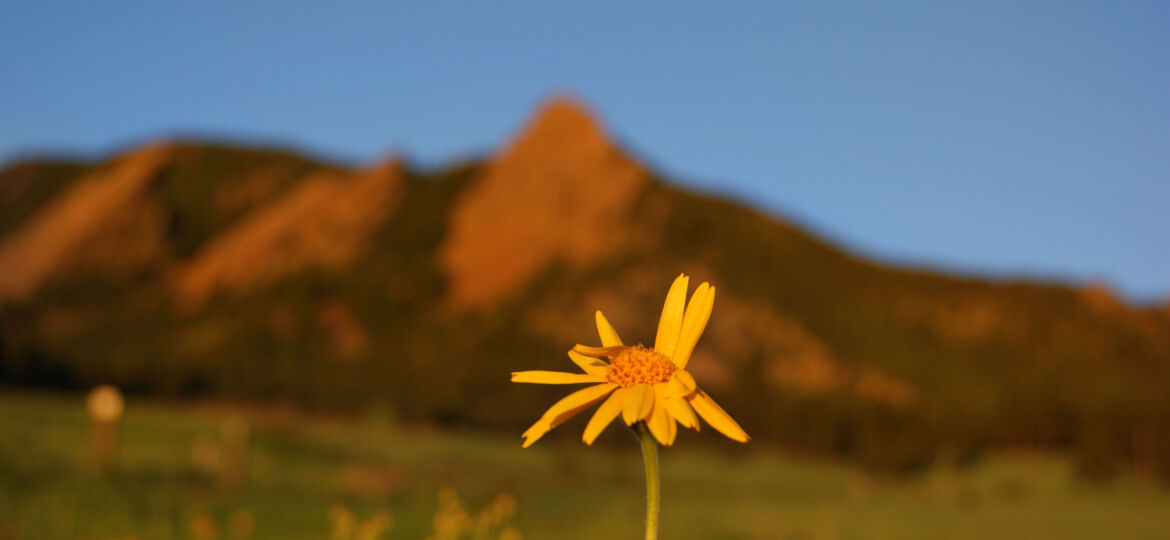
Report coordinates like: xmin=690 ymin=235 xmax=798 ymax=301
xmin=86 ymin=385 xmax=124 ymax=476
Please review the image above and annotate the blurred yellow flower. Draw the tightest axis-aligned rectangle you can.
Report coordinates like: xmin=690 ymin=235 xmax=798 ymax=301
xmin=513 ymin=273 xmax=749 ymax=447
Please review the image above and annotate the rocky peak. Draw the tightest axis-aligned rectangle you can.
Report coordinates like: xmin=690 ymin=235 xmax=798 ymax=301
xmin=512 ymin=97 xmax=611 ymax=161
xmin=439 ymin=97 xmax=649 ymax=310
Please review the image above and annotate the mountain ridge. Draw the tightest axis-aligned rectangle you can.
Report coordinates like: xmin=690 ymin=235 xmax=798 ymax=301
xmin=2 ymin=98 xmax=1168 ymax=477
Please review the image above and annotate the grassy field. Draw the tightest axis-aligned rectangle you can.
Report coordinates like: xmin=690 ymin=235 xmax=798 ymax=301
xmin=1 ymin=390 xmax=1167 ymax=540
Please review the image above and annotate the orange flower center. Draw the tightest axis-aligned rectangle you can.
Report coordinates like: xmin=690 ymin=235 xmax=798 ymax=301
xmin=606 ymin=345 xmax=675 ymax=387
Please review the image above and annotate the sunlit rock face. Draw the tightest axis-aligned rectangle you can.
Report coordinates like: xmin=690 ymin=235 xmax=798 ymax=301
xmin=0 ymin=144 xmax=173 ymax=306
xmin=171 ymin=159 xmax=404 ymax=310
xmin=439 ymin=97 xmax=648 ymax=311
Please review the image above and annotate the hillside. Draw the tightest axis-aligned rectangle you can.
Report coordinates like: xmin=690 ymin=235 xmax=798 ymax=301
xmin=2 ymin=99 xmax=1168 ymax=477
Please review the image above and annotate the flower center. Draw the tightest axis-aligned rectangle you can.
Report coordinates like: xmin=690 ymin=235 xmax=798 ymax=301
xmin=606 ymin=345 xmax=675 ymax=387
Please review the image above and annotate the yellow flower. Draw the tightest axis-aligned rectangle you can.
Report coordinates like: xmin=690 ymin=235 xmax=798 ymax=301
xmin=512 ymin=274 xmax=749 ymax=447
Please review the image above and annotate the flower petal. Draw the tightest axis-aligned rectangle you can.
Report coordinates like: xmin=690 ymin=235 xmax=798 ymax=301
xmin=656 ymin=382 xmax=699 ymax=430
xmin=662 ymin=397 xmax=699 ymax=431
xmin=582 ymin=388 xmax=627 ymax=445
xmin=595 ymin=311 xmax=624 ymax=348
xmin=568 ymin=351 xmax=608 ymax=377
xmin=654 ymin=274 xmax=689 ymax=359
xmin=621 ymin=383 xmax=655 ymax=425
xmin=521 ymin=383 xmax=618 ymax=447
xmin=687 ymin=390 xmax=749 ymax=443
xmin=646 ymin=396 xmax=677 ymax=446
xmin=511 ymin=371 xmax=608 ymax=384
xmin=573 ymin=345 xmax=626 ymax=359
xmin=672 ymin=283 xmax=714 ymax=368
xmin=666 ymin=369 xmax=698 ymax=398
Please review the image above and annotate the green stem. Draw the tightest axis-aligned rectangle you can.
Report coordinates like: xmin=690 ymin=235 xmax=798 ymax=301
xmin=636 ymin=422 xmax=660 ymax=540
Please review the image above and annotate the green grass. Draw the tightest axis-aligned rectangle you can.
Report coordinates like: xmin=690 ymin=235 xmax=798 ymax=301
xmin=1 ymin=391 xmax=1167 ymax=540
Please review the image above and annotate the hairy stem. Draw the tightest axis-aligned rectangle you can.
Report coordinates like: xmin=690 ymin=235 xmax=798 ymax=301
xmin=637 ymin=422 xmax=660 ymax=540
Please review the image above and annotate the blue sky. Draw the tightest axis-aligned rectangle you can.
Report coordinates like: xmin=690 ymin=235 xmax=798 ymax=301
xmin=2 ymin=2 xmax=1167 ymax=301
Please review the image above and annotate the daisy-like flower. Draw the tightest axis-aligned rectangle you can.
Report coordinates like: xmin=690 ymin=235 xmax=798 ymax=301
xmin=512 ymin=273 xmax=749 ymax=447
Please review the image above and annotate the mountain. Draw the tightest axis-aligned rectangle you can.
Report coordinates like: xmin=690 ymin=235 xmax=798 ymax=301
xmin=2 ymin=98 xmax=1168 ymax=477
